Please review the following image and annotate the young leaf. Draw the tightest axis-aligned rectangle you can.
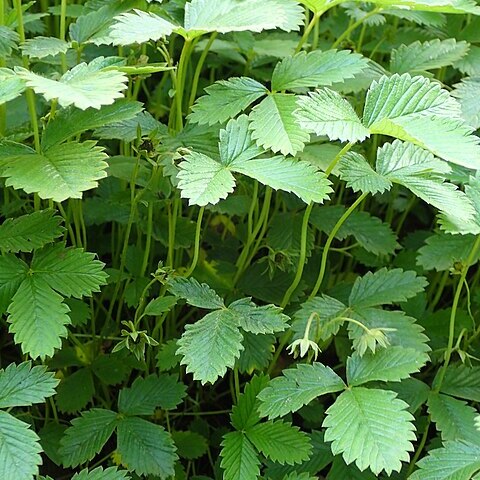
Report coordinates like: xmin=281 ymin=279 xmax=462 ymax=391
xmin=0 ymin=254 xmax=28 ymax=315
xmin=272 ymin=50 xmax=368 ymax=91
xmin=0 ymin=410 xmax=42 ymax=480
xmin=15 ymin=57 xmax=128 ymax=110
xmin=220 ymin=431 xmax=261 ymax=480
xmin=323 ymin=388 xmax=416 ymax=475
xmin=258 ymin=363 xmax=345 ymax=419
xmin=177 ymin=310 xmax=244 ymax=384
xmin=116 ymin=416 xmax=177 ymax=478
xmin=249 ymin=94 xmax=310 ymax=156
xmin=31 ymin=243 xmax=107 ymax=298
xmin=7 ymin=276 xmax=70 ymax=359
xmin=167 ymin=276 xmax=224 ymax=309
xmin=247 ymin=421 xmax=312 ymax=465
xmin=72 ymin=466 xmax=130 ymax=480
xmin=348 ymin=268 xmax=427 ymax=308
xmin=0 ymin=362 xmax=58 ymax=408
xmin=188 ymin=77 xmax=268 ymax=126
xmin=60 ymin=409 xmax=118 ymax=467
xmin=118 ymin=374 xmax=186 ymax=415
xmin=0 ymin=210 xmax=63 ymax=253
xmin=109 ymin=9 xmax=176 ymax=46
xmin=1 ymin=141 xmax=108 ymax=202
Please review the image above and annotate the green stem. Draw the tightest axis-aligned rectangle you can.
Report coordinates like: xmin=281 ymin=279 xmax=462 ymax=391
xmin=0 ymin=0 xmax=6 ymax=136
xmin=59 ymin=0 xmax=67 ymax=72
xmin=332 ymin=9 xmax=381 ymax=49
xmin=309 ymin=192 xmax=368 ymax=299
xmin=140 ymin=200 xmax=154 ymax=278
xmin=172 ymin=39 xmax=193 ymax=131
xmin=295 ymin=12 xmax=321 ymax=53
xmin=325 ymin=142 xmax=354 ymax=176
xmin=167 ymin=198 xmax=181 ymax=268
xmin=434 ymin=235 xmax=480 ymax=392
xmin=185 ymin=206 xmax=205 ymax=277
xmin=281 ymin=202 xmax=314 ymax=308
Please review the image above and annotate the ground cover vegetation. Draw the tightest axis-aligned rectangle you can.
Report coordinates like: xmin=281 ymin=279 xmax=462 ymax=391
xmin=1 ymin=0 xmax=480 ymax=478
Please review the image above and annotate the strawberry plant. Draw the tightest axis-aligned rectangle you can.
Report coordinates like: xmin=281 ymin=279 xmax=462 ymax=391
xmin=1 ymin=0 xmax=480 ymax=478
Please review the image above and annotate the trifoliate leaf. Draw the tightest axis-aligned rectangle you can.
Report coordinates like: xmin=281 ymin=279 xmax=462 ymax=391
xmin=348 ymin=268 xmax=427 ymax=308
xmin=221 ymin=431 xmax=261 ymax=480
xmin=390 ymin=39 xmax=469 ymax=74
xmin=0 ymin=210 xmax=63 ymax=253
xmin=118 ymin=374 xmax=186 ymax=414
xmin=258 ymin=363 xmax=345 ymax=419
xmin=109 ymin=9 xmax=176 ymax=45
xmin=452 ymin=76 xmax=480 ymax=129
xmin=428 ymin=392 xmax=480 ymax=446
xmin=338 ymin=152 xmax=391 ymax=194
xmin=117 ymin=417 xmax=177 ymax=478
xmin=440 ymin=365 xmax=480 ymax=402
xmin=0 ymin=362 xmax=58 ymax=408
xmin=31 ymin=243 xmax=107 ymax=298
xmin=323 ymin=388 xmax=416 ymax=475
xmin=249 ymin=94 xmax=310 ymax=156
xmin=0 ymin=254 xmax=28 ymax=315
xmin=167 ymin=276 xmax=224 ymax=309
xmin=363 ymin=74 xmax=480 ymax=169
xmin=56 ymin=368 xmax=95 ymax=414
xmin=15 ymin=57 xmax=128 ymax=110
xmin=177 ymin=309 xmax=244 ymax=384
xmin=21 ymin=36 xmax=70 ymax=58
xmin=229 ymin=298 xmax=289 ymax=334
xmin=183 ymin=0 xmax=304 ymax=35
xmin=172 ymin=431 xmax=208 ymax=460
xmin=346 ymin=346 xmax=428 ymax=386
xmin=295 ymin=89 xmax=370 ymax=143
xmin=272 ymin=50 xmax=368 ymax=91
xmin=0 ymin=68 xmax=26 ymax=105
xmin=1 ymin=141 xmax=108 ymax=202
xmin=7 ymin=276 xmax=70 ymax=359
xmin=71 ymin=466 xmax=130 ymax=480
xmin=409 ymin=441 xmax=480 ymax=480
xmin=246 ymin=421 xmax=312 ymax=465
xmin=188 ymin=77 xmax=268 ymax=126
xmin=60 ymin=409 xmax=118 ymax=467
xmin=0 ymin=410 xmax=42 ymax=480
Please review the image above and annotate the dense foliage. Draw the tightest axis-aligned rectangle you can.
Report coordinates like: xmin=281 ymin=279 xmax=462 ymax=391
xmin=1 ymin=0 xmax=480 ymax=478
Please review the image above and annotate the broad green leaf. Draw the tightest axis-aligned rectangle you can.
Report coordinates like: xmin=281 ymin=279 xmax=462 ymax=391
xmin=237 ymin=333 xmax=275 ymax=375
xmin=272 ymin=50 xmax=368 ymax=91
xmin=376 ymin=140 xmax=475 ymax=223
xmin=338 ymin=152 xmax=391 ymax=194
xmin=258 ymin=363 xmax=345 ymax=419
xmin=0 ymin=67 xmax=26 ymax=105
xmin=167 ymin=276 xmax=224 ymax=309
xmin=247 ymin=421 xmax=312 ymax=465
xmin=56 ymin=368 xmax=95 ymax=413
xmin=428 ymin=392 xmax=480 ymax=445
xmin=72 ymin=467 xmax=130 ymax=480
xmin=0 ymin=362 xmax=58 ymax=408
xmin=0 ymin=210 xmax=63 ymax=253
xmin=31 ymin=243 xmax=107 ymax=298
xmin=176 ymin=151 xmax=235 ymax=206
xmin=323 ymin=388 xmax=416 ymax=475
xmin=231 ymin=375 xmax=269 ymax=431
xmin=43 ymin=99 xmax=143 ymax=149
xmin=221 ymin=431 xmax=261 ymax=480
xmin=0 ymin=410 xmax=42 ymax=480
xmin=15 ymin=57 xmax=128 ymax=110
xmin=327 ymin=457 xmax=376 ymax=480
xmin=109 ymin=9 xmax=176 ymax=45
xmin=440 ymin=365 xmax=480 ymax=402
xmin=363 ymin=74 xmax=480 ymax=169
xmin=452 ymin=77 xmax=480 ymax=129
xmin=346 ymin=346 xmax=428 ymax=386
xmin=7 ymin=276 xmax=70 ymax=359
xmin=295 ymin=89 xmax=370 ymax=143
xmin=188 ymin=77 xmax=268 ymax=126
xmin=361 ymin=0 xmax=480 ymax=14
xmin=118 ymin=374 xmax=186 ymax=414
xmin=183 ymin=0 xmax=304 ymax=35
xmin=177 ymin=309 xmax=244 ymax=384
xmin=117 ymin=416 xmax=177 ymax=478
xmin=229 ymin=298 xmax=289 ymax=334
xmin=383 ymin=377 xmax=430 ymax=414
xmin=60 ymin=408 xmax=118 ymax=467
xmin=172 ymin=431 xmax=208 ymax=460
xmin=0 ymin=26 xmax=19 ymax=57
xmin=143 ymin=296 xmax=178 ymax=317
xmin=0 ymin=254 xmax=28 ymax=315
xmin=21 ymin=36 xmax=70 ymax=58
xmin=348 ymin=268 xmax=427 ymax=308
xmin=249 ymin=94 xmax=310 ymax=156
xmin=1 ymin=141 xmax=108 ymax=202
xmin=390 ymin=39 xmax=469 ymax=74
xmin=410 ymin=441 xmax=480 ymax=480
